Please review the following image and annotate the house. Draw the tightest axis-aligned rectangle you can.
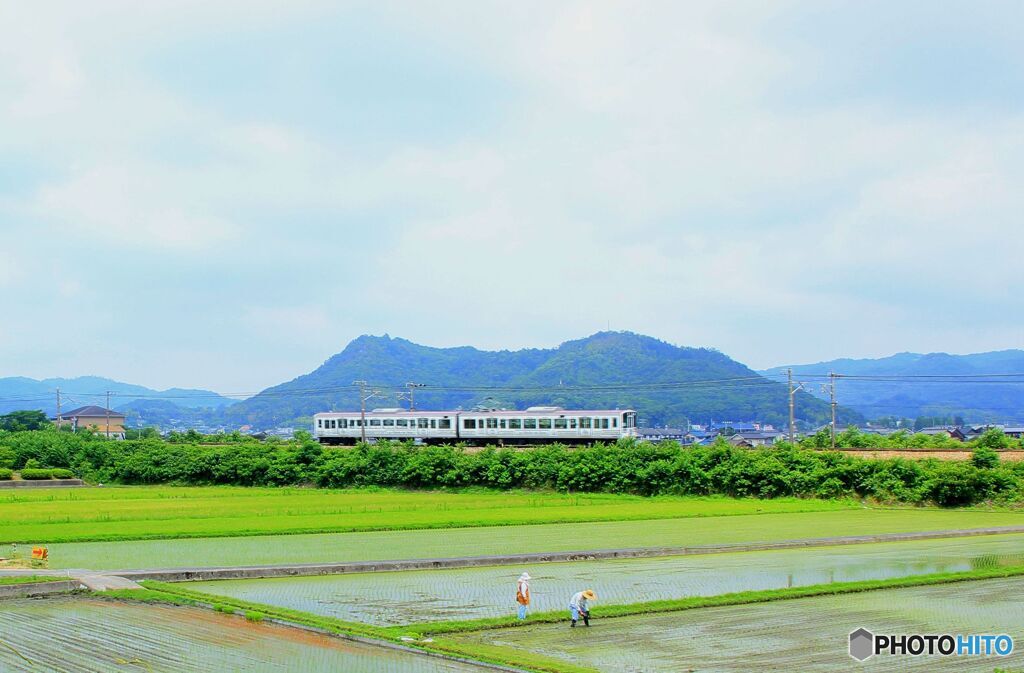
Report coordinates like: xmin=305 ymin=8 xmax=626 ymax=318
xmin=54 ymin=405 xmax=126 ymax=439
xmin=963 ymin=425 xmax=1002 ymax=441
xmin=917 ymin=426 xmax=966 ymax=441
xmin=1003 ymin=427 xmax=1024 ymax=440
xmin=729 ymin=431 xmax=786 ymax=447
xmin=683 ymin=430 xmax=715 ymax=446
xmin=638 ymin=427 xmax=686 ymax=443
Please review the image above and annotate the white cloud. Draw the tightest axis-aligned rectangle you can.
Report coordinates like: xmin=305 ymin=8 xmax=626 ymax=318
xmin=1 ymin=1 xmax=1023 ymax=386
xmin=31 ymin=164 xmax=239 ymax=251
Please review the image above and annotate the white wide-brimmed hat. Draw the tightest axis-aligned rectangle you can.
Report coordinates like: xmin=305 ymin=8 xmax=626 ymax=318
xmin=519 ymin=572 xmax=531 ymax=580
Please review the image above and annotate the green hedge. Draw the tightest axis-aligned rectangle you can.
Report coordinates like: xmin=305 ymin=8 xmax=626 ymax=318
xmin=49 ymin=468 xmax=75 ymax=479
xmin=2 ymin=427 xmax=1024 ymax=506
xmin=0 ymin=468 xmax=12 ymax=480
xmin=19 ymin=468 xmax=53 ymax=480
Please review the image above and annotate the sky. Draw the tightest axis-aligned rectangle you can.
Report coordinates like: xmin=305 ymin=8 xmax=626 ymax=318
xmin=1 ymin=1 xmax=1022 ymax=392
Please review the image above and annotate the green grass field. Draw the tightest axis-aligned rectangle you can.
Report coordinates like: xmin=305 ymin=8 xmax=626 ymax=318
xmin=0 ymin=486 xmax=857 ymax=543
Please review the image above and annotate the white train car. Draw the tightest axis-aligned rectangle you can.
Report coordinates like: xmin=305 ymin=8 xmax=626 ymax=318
xmin=314 ymin=409 xmax=458 ymax=444
xmin=456 ymin=407 xmax=636 ymax=444
xmin=313 ymin=406 xmax=637 ymax=445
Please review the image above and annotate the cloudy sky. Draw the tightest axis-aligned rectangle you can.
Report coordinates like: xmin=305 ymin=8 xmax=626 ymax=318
xmin=1 ymin=1 xmax=1022 ymax=391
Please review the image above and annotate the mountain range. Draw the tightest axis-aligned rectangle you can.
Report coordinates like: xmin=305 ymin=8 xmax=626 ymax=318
xmin=763 ymin=350 xmax=1024 ymax=422
xmin=221 ymin=332 xmax=846 ymax=429
xmin=4 ymin=334 xmax=1020 ymax=430
xmin=0 ymin=376 xmax=232 ymax=418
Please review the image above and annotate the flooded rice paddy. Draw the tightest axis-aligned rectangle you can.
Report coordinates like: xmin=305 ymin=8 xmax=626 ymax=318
xmin=42 ymin=508 xmax=1024 ymax=570
xmin=186 ymin=534 xmax=1024 ymax=625
xmin=454 ymin=576 xmax=1024 ymax=672
xmin=0 ymin=597 xmax=483 ymax=672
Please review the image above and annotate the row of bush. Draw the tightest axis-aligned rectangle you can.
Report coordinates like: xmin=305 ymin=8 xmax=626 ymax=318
xmin=0 ymin=427 xmax=1021 ymax=506
xmin=18 ymin=468 xmax=76 ymax=480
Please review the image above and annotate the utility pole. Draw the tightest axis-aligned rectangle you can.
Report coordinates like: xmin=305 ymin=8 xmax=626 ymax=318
xmin=353 ymin=380 xmax=368 ymax=444
xmin=829 ymin=372 xmax=837 ymax=449
xmin=106 ymin=391 xmax=111 ymax=439
xmin=353 ymin=381 xmax=383 ymax=444
xmin=787 ymin=369 xmax=805 ymax=444
xmin=56 ymin=388 xmax=62 ymax=431
xmin=404 ymin=382 xmax=425 ymax=412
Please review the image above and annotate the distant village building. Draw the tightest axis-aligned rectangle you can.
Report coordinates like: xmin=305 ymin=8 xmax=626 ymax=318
xmin=917 ymin=426 xmax=966 ymax=441
xmin=53 ymin=405 xmax=126 ymax=440
xmin=728 ymin=431 xmax=785 ymax=447
xmin=638 ymin=427 xmax=686 ymax=443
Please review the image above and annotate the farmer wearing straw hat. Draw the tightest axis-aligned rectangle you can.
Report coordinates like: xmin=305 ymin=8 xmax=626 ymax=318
xmin=516 ymin=572 xmax=531 ymax=619
xmin=568 ymin=589 xmax=596 ymax=627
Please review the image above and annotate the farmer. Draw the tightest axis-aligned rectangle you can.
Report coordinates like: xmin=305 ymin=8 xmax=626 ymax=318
xmin=515 ymin=572 xmax=531 ymax=619
xmin=568 ymin=589 xmax=596 ymax=627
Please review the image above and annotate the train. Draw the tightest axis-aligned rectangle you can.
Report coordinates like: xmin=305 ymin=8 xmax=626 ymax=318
xmin=313 ymin=406 xmax=638 ymax=445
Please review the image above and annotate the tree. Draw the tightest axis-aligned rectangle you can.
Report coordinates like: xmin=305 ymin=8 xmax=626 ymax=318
xmin=975 ymin=428 xmax=1009 ymax=450
xmin=0 ymin=410 xmax=50 ymax=432
xmin=971 ymin=445 xmax=1000 ymax=469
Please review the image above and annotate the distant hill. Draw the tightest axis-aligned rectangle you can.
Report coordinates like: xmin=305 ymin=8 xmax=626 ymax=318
xmin=0 ymin=376 xmax=233 ymax=418
xmin=762 ymin=350 xmax=1024 ymax=422
xmin=224 ymin=332 xmax=850 ymax=429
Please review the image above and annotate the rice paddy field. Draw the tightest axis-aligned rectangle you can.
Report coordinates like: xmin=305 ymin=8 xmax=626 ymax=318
xmin=183 ymin=534 xmax=1024 ymax=625
xmin=32 ymin=507 xmax=1024 ymax=571
xmin=0 ymin=486 xmax=854 ymax=543
xmin=453 ymin=576 xmax=1024 ymax=672
xmin=0 ymin=597 xmax=485 ymax=672
xmin=5 ymin=485 xmax=1024 ymax=672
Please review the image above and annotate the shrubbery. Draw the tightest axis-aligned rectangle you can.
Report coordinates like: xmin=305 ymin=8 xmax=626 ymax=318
xmin=19 ymin=468 xmax=54 ymax=480
xmin=0 ymin=468 xmax=12 ymax=480
xmin=0 ymin=427 xmax=1022 ymax=506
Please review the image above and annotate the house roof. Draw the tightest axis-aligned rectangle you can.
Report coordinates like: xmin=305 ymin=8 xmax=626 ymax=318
xmin=61 ymin=405 xmax=125 ymax=419
xmin=639 ymin=428 xmax=684 ymax=436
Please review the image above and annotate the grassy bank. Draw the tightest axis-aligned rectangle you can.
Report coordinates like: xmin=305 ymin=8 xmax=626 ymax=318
xmin=0 ymin=486 xmax=855 ymax=543
xmin=0 ymin=575 xmax=59 ymax=586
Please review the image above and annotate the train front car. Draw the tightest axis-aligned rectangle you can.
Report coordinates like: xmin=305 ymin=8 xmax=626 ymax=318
xmin=458 ymin=407 xmax=638 ymax=445
xmin=313 ymin=409 xmax=458 ymax=445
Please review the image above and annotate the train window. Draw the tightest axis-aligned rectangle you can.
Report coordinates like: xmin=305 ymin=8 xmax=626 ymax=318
xmin=317 ymin=419 xmax=322 ymax=428
xmin=486 ymin=418 xmax=498 ymax=429
xmin=524 ymin=418 xmax=537 ymax=429
xmin=370 ymin=419 xmax=382 ymax=427
xmin=499 ymin=419 xmax=506 ymax=429
xmin=554 ymin=418 xmax=567 ymax=429
xmin=430 ymin=419 xmax=437 ymax=429
xmin=509 ymin=418 xmax=521 ymax=429
xmin=570 ymin=418 xmax=577 ymax=429
xmin=601 ymin=418 xmax=610 ymax=429
xmin=383 ymin=419 xmax=395 ymax=427
xmin=439 ymin=418 xmax=451 ymax=429
xmin=464 ymin=419 xmax=476 ymax=429
xmin=539 ymin=418 xmax=552 ymax=429
xmin=580 ymin=417 xmax=591 ymax=429
xmin=612 ymin=418 xmax=618 ymax=428
xmin=396 ymin=419 xmax=408 ymax=427
xmin=418 ymin=419 xmax=428 ymax=429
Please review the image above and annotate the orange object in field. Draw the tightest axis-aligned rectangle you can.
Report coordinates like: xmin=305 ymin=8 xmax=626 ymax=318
xmin=31 ymin=546 xmax=47 ymax=560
